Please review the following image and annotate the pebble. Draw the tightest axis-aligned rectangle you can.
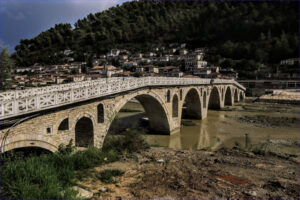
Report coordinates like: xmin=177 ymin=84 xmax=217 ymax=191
xmin=157 ymin=159 xmax=165 ymax=163
xmin=247 ymin=190 xmax=257 ymax=196
xmin=100 ymin=187 xmax=107 ymax=192
xmin=72 ymin=186 xmax=93 ymax=198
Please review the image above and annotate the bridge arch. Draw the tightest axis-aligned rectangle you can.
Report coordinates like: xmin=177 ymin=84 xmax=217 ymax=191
xmin=234 ymin=89 xmax=239 ymax=102
xmin=108 ymin=91 xmax=172 ymax=135
xmin=97 ymin=103 xmax=104 ymax=123
xmin=172 ymin=94 xmax=179 ymax=118
xmin=203 ymin=91 xmax=207 ymax=109
xmin=75 ymin=116 xmax=94 ymax=147
xmin=239 ymin=91 xmax=244 ymax=101
xmin=182 ymin=88 xmax=202 ymax=119
xmin=221 ymin=88 xmax=224 ymax=101
xmin=208 ymin=87 xmax=221 ymax=109
xmin=3 ymin=139 xmax=57 ymax=153
xmin=224 ymin=86 xmax=233 ymax=106
xmin=58 ymin=118 xmax=69 ymax=131
xmin=166 ymin=90 xmax=171 ymax=103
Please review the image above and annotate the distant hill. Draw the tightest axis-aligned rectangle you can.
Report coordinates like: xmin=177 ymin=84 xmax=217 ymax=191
xmin=13 ymin=1 xmax=298 ymax=69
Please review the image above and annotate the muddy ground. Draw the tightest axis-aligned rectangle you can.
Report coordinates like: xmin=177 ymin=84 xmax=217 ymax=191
xmin=233 ymin=115 xmax=298 ymax=128
xmin=76 ymin=147 xmax=299 ymax=199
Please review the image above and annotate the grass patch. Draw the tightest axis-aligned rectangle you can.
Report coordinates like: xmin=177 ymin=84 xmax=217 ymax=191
xmin=1 ymin=132 xmax=149 ymax=199
xmin=99 ymin=169 xmax=124 ymax=183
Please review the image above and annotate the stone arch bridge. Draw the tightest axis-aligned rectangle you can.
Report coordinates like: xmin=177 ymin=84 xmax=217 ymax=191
xmin=0 ymin=77 xmax=245 ymax=153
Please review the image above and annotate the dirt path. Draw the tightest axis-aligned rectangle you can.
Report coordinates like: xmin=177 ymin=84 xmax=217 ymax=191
xmin=76 ymin=147 xmax=299 ymax=199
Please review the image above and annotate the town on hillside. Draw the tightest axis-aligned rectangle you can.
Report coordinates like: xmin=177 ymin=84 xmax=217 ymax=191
xmin=6 ymin=43 xmax=298 ymax=91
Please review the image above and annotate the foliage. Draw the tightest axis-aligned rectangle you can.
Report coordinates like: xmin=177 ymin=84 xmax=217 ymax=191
xmin=102 ymin=129 xmax=149 ymax=153
xmin=99 ymin=169 xmax=124 ymax=183
xmin=1 ymin=47 xmax=15 ymax=90
xmin=12 ymin=1 xmax=298 ymax=76
xmin=0 ymin=147 xmax=118 ymax=199
xmin=1 ymin=131 xmax=149 ymax=199
xmin=133 ymin=72 xmax=142 ymax=77
xmin=57 ymin=139 xmax=75 ymax=155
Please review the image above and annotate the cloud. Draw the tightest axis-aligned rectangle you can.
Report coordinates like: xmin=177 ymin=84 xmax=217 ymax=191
xmin=0 ymin=0 xmax=27 ymax=21
xmin=0 ymin=0 xmax=129 ymax=52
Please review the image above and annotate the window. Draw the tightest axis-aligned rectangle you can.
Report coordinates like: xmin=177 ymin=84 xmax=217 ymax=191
xmin=180 ymin=89 xmax=183 ymax=100
xmin=97 ymin=104 xmax=104 ymax=123
xmin=46 ymin=127 xmax=51 ymax=134
xmin=166 ymin=90 xmax=171 ymax=103
xmin=58 ymin=118 xmax=69 ymax=130
xmin=172 ymin=95 xmax=178 ymax=118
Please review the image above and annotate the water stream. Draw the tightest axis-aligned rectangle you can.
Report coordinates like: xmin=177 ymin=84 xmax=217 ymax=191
xmin=112 ymin=101 xmax=299 ymax=155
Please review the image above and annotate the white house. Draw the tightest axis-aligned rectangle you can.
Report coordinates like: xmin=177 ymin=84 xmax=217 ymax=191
xmin=180 ymin=49 xmax=188 ymax=55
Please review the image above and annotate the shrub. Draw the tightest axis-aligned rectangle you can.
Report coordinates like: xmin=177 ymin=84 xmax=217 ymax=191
xmin=99 ymin=169 xmax=124 ymax=183
xmin=1 ymin=146 xmax=119 ymax=199
xmin=1 ymin=129 xmax=148 ymax=199
xmin=57 ymin=139 xmax=75 ymax=155
xmin=102 ymin=129 xmax=149 ymax=153
xmin=1 ymin=154 xmax=77 ymax=199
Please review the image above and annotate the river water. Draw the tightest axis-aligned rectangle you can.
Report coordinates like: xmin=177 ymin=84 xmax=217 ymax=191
xmin=113 ymin=100 xmax=299 ymax=156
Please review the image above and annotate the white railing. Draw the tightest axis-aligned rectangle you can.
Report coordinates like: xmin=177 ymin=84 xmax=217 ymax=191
xmin=0 ymin=77 xmax=245 ymax=120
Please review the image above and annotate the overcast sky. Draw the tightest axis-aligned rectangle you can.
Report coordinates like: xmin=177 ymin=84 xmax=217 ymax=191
xmin=0 ymin=0 xmax=128 ymax=52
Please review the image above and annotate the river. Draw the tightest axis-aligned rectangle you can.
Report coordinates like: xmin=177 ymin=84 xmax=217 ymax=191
xmin=109 ymin=99 xmax=299 ymax=156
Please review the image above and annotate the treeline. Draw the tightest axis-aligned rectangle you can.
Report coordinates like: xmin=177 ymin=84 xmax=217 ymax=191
xmin=13 ymin=1 xmax=298 ymax=69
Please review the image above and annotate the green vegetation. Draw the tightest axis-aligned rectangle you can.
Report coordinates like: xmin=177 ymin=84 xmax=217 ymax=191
xmin=12 ymin=1 xmax=298 ymax=79
xmin=103 ymin=129 xmax=149 ymax=153
xmin=99 ymin=169 xmax=124 ymax=184
xmin=1 ymin=46 xmax=15 ymax=90
xmin=1 ymin=131 xmax=148 ymax=199
xmin=133 ymin=72 xmax=142 ymax=77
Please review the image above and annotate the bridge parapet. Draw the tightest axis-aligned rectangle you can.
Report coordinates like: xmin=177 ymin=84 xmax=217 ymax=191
xmin=0 ymin=77 xmax=245 ymax=120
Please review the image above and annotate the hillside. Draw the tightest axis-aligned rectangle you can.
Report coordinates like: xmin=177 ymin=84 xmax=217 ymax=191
xmin=12 ymin=1 xmax=298 ymax=68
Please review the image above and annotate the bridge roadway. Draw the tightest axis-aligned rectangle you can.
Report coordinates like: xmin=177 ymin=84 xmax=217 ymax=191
xmin=0 ymin=77 xmax=245 ymax=153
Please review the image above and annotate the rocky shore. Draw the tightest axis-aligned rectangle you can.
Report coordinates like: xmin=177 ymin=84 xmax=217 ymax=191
xmin=76 ymin=147 xmax=299 ymax=199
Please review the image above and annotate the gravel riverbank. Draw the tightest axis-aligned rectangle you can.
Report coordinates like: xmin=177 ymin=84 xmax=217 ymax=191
xmin=76 ymin=147 xmax=299 ymax=199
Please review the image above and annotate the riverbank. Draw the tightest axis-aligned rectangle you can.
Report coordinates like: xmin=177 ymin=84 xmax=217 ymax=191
xmin=113 ymin=100 xmax=299 ymax=157
xmin=76 ymin=146 xmax=299 ymax=199
xmin=257 ymin=89 xmax=300 ymax=104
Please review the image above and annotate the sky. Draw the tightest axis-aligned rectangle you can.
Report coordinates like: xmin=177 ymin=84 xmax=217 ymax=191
xmin=0 ymin=0 xmax=129 ymax=52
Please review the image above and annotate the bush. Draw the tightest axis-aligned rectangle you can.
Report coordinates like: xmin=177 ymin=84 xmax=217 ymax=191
xmin=57 ymin=139 xmax=75 ymax=155
xmin=1 ymin=146 xmax=120 ymax=199
xmin=133 ymin=72 xmax=142 ymax=77
xmin=99 ymin=169 xmax=124 ymax=183
xmin=1 ymin=154 xmax=77 ymax=199
xmin=102 ymin=129 xmax=149 ymax=153
xmin=1 ymin=129 xmax=148 ymax=199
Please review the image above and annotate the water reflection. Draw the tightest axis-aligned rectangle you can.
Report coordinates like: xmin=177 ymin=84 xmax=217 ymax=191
xmin=147 ymin=120 xmax=213 ymax=150
xmin=119 ymin=102 xmax=299 ymax=151
xmin=168 ymin=134 xmax=181 ymax=149
xmin=197 ymin=124 xmax=210 ymax=149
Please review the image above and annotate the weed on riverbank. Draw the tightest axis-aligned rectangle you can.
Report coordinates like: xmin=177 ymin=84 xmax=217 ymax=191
xmin=102 ymin=129 xmax=149 ymax=153
xmin=99 ymin=169 xmax=124 ymax=183
xmin=0 ymin=131 xmax=148 ymax=199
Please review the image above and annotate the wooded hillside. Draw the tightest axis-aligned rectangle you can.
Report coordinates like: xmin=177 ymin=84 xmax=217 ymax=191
xmin=13 ymin=1 xmax=298 ymax=68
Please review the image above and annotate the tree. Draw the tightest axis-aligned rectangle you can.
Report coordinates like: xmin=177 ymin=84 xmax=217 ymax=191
xmin=133 ymin=72 xmax=142 ymax=77
xmin=220 ymin=59 xmax=234 ymax=69
xmin=11 ymin=1 xmax=298 ymax=71
xmin=1 ymin=47 xmax=15 ymax=90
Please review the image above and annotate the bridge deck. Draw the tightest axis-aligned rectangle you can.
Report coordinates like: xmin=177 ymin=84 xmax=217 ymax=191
xmin=0 ymin=77 xmax=245 ymax=120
